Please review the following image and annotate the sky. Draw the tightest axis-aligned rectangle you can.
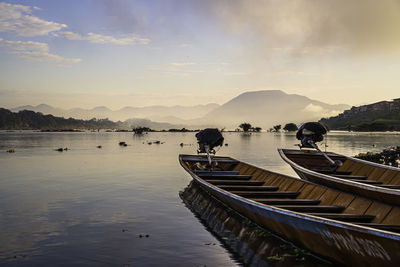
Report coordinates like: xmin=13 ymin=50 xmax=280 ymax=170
xmin=1 ymin=0 xmax=400 ymax=109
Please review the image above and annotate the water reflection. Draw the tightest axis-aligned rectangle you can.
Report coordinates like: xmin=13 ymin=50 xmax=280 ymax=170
xmin=180 ymin=181 xmax=331 ymax=267
xmin=1 ymin=131 xmax=400 ymax=266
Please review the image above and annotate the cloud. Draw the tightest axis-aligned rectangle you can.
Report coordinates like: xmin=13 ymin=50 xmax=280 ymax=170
xmin=303 ymin=103 xmax=341 ymax=117
xmin=163 ymin=62 xmax=203 ymax=77
xmin=59 ymin=31 xmax=150 ymax=45
xmin=168 ymin=62 xmax=196 ymax=66
xmin=201 ymin=0 xmax=400 ymax=55
xmin=0 ymin=38 xmax=48 ymax=51
xmin=13 ymin=51 xmax=81 ymax=63
xmin=0 ymin=2 xmax=66 ymax=36
xmin=303 ymin=104 xmax=324 ymax=113
xmin=179 ymin=43 xmax=192 ymax=48
xmin=0 ymin=38 xmax=81 ymax=63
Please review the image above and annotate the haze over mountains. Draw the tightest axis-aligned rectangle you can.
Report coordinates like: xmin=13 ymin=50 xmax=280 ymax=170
xmin=11 ymin=104 xmax=219 ymax=123
xmin=200 ymin=90 xmax=349 ymax=128
xmin=11 ymin=90 xmax=349 ymax=129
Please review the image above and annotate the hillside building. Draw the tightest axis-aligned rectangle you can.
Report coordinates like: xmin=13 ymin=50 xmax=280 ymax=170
xmin=339 ymin=98 xmax=400 ymax=118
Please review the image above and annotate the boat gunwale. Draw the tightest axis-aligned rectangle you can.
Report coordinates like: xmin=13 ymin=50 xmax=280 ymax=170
xmin=282 ymin=147 xmax=400 ymax=172
xmin=348 ymin=153 xmax=400 ymax=172
xmin=179 ymin=154 xmax=400 ymax=240
xmin=278 ymin=148 xmax=400 ymax=197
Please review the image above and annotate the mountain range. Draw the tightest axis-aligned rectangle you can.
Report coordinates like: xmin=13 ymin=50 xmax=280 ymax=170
xmin=10 ymin=103 xmax=219 ymax=122
xmin=10 ymin=90 xmax=350 ymax=129
xmin=199 ymin=90 xmax=349 ymax=128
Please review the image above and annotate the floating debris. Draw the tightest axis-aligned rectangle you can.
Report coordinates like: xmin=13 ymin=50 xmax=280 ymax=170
xmin=6 ymin=149 xmax=15 ymax=153
xmin=147 ymin=140 xmax=164 ymax=145
xmin=119 ymin=141 xmax=127 ymax=147
xmin=13 ymin=254 xmax=27 ymax=259
xmin=179 ymin=143 xmax=192 ymax=147
xmin=122 ymin=229 xmax=128 ymax=232
xmin=138 ymin=234 xmax=150 ymax=238
xmin=55 ymin=148 xmax=68 ymax=152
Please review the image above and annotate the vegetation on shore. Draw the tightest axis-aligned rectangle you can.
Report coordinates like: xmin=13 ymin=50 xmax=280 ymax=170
xmin=238 ymin=123 xmax=262 ymax=132
xmin=273 ymin=125 xmax=281 ymax=132
xmin=319 ymin=99 xmax=400 ymax=131
xmin=356 ymin=146 xmax=400 ymax=167
xmin=283 ymin=123 xmax=298 ymax=132
xmin=0 ymin=108 xmax=120 ymax=130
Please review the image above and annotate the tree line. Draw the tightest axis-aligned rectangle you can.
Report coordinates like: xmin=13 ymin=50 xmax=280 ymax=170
xmin=237 ymin=122 xmax=299 ymax=132
xmin=0 ymin=108 xmax=120 ymax=130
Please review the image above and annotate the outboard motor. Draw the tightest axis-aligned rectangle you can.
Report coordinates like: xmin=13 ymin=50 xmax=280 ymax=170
xmin=196 ymin=128 xmax=224 ymax=165
xmin=296 ymin=122 xmax=327 ymax=148
xmin=296 ymin=122 xmax=341 ymax=167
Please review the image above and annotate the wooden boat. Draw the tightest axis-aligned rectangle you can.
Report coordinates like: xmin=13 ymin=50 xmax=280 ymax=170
xmin=179 ymin=154 xmax=400 ymax=266
xmin=278 ymin=149 xmax=400 ymax=205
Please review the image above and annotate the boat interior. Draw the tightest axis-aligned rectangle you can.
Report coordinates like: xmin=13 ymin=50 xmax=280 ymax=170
xmin=181 ymin=155 xmax=400 ymax=234
xmin=283 ymin=149 xmax=400 ymax=190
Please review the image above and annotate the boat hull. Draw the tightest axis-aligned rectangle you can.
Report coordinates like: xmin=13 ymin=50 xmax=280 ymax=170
xmin=180 ymin=155 xmax=400 ymax=267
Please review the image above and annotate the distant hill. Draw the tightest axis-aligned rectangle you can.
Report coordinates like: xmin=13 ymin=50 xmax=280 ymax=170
xmin=10 ymin=103 xmax=220 ymax=121
xmin=199 ymin=90 xmax=349 ymax=128
xmin=0 ymin=108 xmax=120 ymax=130
xmin=319 ymin=99 xmax=400 ymax=131
xmin=9 ymin=90 xmax=350 ymax=129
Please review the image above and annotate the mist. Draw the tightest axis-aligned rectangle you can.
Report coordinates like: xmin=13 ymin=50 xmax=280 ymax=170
xmin=199 ymin=0 xmax=400 ymax=55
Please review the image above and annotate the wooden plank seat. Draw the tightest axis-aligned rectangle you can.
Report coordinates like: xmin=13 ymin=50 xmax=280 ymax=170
xmin=195 ymin=170 xmax=240 ymax=176
xmin=218 ymin=185 xmax=279 ymax=191
xmin=182 ymin=156 xmax=239 ymax=163
xmin=356 ymin=223 xmax=400 ymax=233
xmin=275 ymin=205 xmax=345 ymax=213
xmin=233 ymin=191 xmax=300 ymax=198
xmin=377 ymin=185 xmax=400 ymax=189
xmin=307 ymin=213 xmax=375 ymax=223
xmin=202 ymin=175 xmax=252 ymax=180
xmin=253 ymin=199 xmax=321 ymax=205
xmin=207 ymin=180 xmax=263 ymax=186
xmin=332 ymin=174 xmax=368 ymax=180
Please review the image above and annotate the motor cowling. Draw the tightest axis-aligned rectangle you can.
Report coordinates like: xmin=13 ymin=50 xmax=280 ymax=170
xmin=196 ymin=128 xmax=224 ymax=153
xmin=296 ymin=122 xmax=327 ymax=148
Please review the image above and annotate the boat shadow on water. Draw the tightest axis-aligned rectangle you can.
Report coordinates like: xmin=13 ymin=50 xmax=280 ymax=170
xmin=179 ymin=181 xmax=333 ymax=266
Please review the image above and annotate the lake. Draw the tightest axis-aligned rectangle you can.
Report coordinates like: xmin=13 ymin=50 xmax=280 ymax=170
xmin=1 ymin=131 xmax=400 ymax=266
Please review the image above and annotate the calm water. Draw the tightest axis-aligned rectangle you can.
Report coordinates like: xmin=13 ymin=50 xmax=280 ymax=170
xmin=1 ymin=131 xmax=400 ymax=266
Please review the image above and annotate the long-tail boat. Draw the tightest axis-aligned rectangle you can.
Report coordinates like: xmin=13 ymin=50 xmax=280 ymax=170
xmin=179 ymin=153 xmax=400 ymax=266
xmin=278 ymin=148 xmax=400 ymax=205
xmin=278 ymin=121 xmax=400 ymax=206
